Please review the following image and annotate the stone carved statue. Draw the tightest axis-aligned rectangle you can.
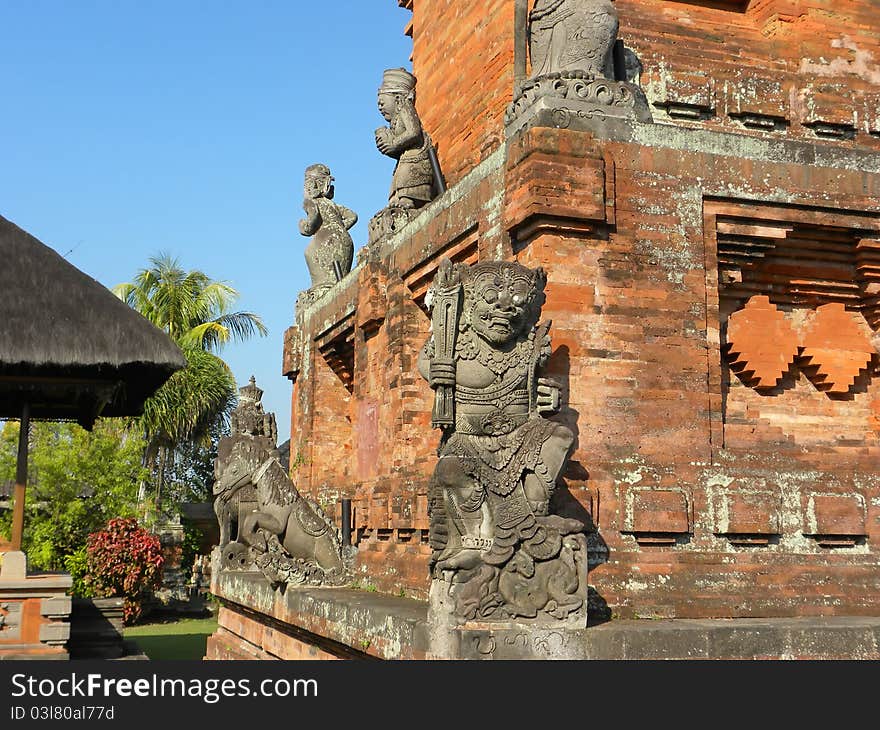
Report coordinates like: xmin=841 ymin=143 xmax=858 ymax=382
xmin=375 ymin=68 xmax=435 ymax=209
xmin=506 ymin=0 xmax=651 ymax=128
xmin=419 ymin=259 xmax=588 ymax=623
xmin=298 ymin=163 xmax=357 ymax=296
xmin=529 ymin=0 xmax=619 ymax=80
xmin=213 ymin=377 xmax=349 ymax=587
xmin=367 ymin=68 xmax=443 ymax=247
xmin=214 ymin=377 xmax=275 ymax=550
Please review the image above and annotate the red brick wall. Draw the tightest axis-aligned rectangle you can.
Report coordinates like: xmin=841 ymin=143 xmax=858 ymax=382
xmin=406 ymin=0 xmax=880 ymax=187
xmin=619 ymin=0 xmax=880 ymax=141
xmin=511 ymin=129 xmax=880 ymax=618
xmin=281 ymin=0 xmax=880 ymax=617
xmin=205 ymin=607 xmax=340 ymax=660
xmin=410 ymin=0 xmax=516 ymax=186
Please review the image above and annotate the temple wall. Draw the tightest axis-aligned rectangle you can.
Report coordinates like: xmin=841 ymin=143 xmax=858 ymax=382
xmin=277 ymin=0 xmax=880 ymax=620
xmin=410 ymin=0 xmax=516 ymax=187
xmin=619 ymin=0 xmax=880 ymax=141
xmin=511 ymin=126 xmax=880 ymax=618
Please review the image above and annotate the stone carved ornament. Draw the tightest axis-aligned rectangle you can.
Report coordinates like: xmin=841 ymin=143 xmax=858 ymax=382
xmin=507 ymin=0 xmax=651 ymax=126
xmin=213 ymin=377 xmax=349 ymax=587
xmin=420 ymin=259 xmax=588 ymax=623
xmin=367 ymin=68 xmax=443 ymax=247
xmin=529 ymin=0 xmax=619 ymax=80
xmin=298 ymin=163 xmax=357 ymax=301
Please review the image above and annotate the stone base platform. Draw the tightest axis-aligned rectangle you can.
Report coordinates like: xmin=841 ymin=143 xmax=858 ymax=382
xmin=0 ymin=552 xmax=72 ymax=660
xmin=207 ymin=570 xmax=880 ymax=660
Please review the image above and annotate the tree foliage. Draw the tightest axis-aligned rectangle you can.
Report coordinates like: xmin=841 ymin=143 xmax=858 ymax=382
xmin=113 ymin=253 xmax=267 ymax=510
xmin=0 ymin=420 xmax=146 ymax=571
xmin=113 ymin=253 xmax=267 ymax=352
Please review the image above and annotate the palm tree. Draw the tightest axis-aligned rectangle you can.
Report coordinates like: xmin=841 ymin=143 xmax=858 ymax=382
xmin=114 ymin=253 xmax=267 ymax=510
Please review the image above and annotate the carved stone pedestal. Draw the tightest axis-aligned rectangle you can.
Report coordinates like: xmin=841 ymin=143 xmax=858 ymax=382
xmin=366 ymin=206 xmax=419 ymax=249
xmin=428 ymin=573 xmax=589 ymax=660
xmin=0 ymin=552 xmax=72 ymax=659
xmin=505 ymin=74 xmax=652 ymax=137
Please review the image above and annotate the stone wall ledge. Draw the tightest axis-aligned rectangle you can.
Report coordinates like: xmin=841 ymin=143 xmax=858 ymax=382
xmin=294 ymin=115 xmax=880 ymax=341
xmin=0 ymin=648 xmax=70 ymax=660
xmin=508 ymin=103 xmax=880 ymax=177
xmin=0 ymin=573 xmax=73 ymax=592
xmin=578 ymin=616 xmax=880 ymax=660
xmin=213 ymin=570 xmax=430 ymax=660
xmin=214 ymin=571 xmax=880 ymax=659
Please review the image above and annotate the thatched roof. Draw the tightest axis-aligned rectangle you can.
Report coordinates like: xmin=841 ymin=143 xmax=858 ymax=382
xmin=0 ymin=214 xmax=186 ymax=426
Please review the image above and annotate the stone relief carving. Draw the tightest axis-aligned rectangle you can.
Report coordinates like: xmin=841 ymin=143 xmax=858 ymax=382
xmin=529 ymin=0 xmax=619 ymax=79
xmin=507 ymin=0 xmax=651 ymax=128
xmin=420 ymin=259 xmax=588 ymax=624
xmin=367 ymin=68 xmax=443 ymax=247
xmin=213 ymin=377 xmax=350 ymax=587
xmin=298 ymin=163 xmax=357 ymax=305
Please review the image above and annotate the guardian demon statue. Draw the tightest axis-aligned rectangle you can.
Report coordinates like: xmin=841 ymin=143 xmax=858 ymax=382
xmin=420 ymin=259 xmax=588 ymax=623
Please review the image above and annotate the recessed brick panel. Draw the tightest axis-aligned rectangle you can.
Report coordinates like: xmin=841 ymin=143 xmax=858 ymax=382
xmin=626 ymin=488 xmax=690 ymax=535
xmin=712 ymin=490 xmax=781 ymax=537
xmin=805 ymin=494 xmax=867 ymax=538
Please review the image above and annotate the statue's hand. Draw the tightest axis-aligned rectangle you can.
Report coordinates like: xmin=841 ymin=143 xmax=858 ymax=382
xmin=298 ymin=198 xmax=319 ymax=235
xmin=375 ymin=127 xmax=392 ymax=154
xmin=536 ymin=377 xmax=561 ymax=415
xmin=429 ymin=359 xmax=456 ymax=389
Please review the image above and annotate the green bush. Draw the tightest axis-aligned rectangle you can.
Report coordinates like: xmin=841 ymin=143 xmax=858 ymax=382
xmin=63 ymin=546 xmax=92 ymax=598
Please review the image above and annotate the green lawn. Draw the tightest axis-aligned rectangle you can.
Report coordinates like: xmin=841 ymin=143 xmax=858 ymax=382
xmin=124 ymin=615 xmax=218 ymax=660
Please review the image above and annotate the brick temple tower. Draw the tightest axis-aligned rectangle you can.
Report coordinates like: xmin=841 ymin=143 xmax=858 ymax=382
xmin=210 ymin=0 xmax=880 ymax=660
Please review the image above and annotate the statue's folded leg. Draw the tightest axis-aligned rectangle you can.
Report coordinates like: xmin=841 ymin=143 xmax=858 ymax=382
xmin=522 ymin=421 xmax=575 ymax=513
xmin=240 ymin=512 xmax=285 ymax=552
xmin=430 ymin=455 xmax=488 ymax=572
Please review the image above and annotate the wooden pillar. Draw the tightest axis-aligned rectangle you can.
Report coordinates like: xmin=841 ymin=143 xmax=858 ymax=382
xmin=10 ymin=402 xmax=30 ymax=551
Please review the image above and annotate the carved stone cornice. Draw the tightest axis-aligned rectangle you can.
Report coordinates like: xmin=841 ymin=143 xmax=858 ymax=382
xmin=505 ymin=72 xmax=652 ymax=133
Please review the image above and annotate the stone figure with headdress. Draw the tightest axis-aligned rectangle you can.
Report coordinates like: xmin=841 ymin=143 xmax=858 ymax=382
xmin=366 ymin=68 xmax=444 ymax=248
xmin=375 ymin=68 xmax=436 ymax=210
xmin=419 ymin=259 xmax=588 ymax=624
xmin=298 ymin=163 xmax=357 ymax=300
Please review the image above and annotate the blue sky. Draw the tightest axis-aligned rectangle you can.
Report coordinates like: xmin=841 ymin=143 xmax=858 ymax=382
xmin=1 ymin=1 xmax=414 ymax=441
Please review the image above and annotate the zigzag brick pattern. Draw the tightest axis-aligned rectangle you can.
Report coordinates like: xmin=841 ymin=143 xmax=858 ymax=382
xmin=799 ymin=303 xmax=876 ymax=395
xmin=725 ymin=295 xmax=798 ymax=390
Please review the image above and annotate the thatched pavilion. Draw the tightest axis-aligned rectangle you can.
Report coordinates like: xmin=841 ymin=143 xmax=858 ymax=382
xmin=0 ymin=213 xmax=185 ymax=657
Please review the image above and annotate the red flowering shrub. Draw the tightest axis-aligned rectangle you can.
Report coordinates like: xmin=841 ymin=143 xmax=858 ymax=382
xmin=85 ymin=518 xmax=164 ymax=624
